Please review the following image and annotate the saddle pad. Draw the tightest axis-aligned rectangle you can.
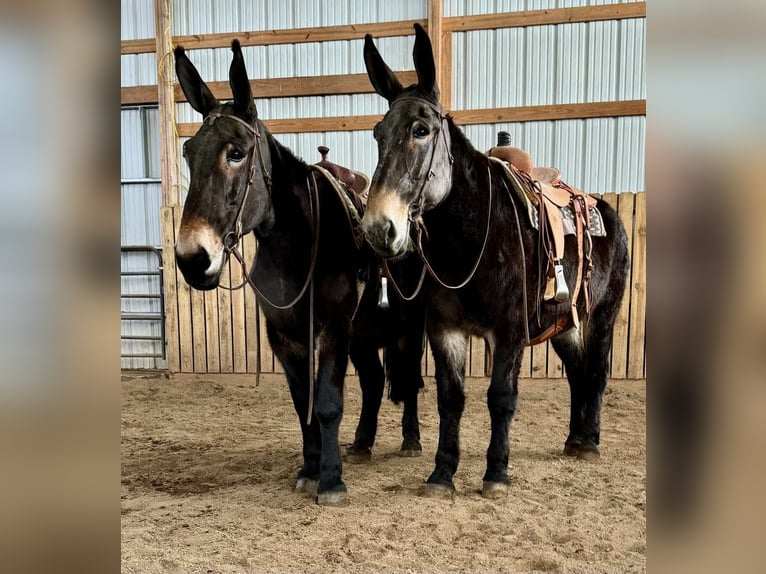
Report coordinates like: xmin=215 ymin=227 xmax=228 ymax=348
xmin=309 ymin=164 xmax=366 ymax=248
xmin=489 ymin=156 xmax=606 ymax=238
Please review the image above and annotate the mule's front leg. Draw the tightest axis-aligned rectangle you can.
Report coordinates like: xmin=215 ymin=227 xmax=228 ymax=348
xmin=425 ymin=328 xmax=467 ymax=498
xmin=482 ymin=334 xmax=524 ymax=498
xmin=314 ymin=322 xmax=352 ymax=505
xmin=268 ymin=325 xmax=320 ymax=494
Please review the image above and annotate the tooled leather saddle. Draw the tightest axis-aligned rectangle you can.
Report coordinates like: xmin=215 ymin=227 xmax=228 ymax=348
xmin=487 ymin=132 xmax=604 ymax=341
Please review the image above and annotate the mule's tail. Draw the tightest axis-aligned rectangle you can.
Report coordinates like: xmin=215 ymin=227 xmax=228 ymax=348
xmin=384 ymin=343 xmax=424 ymax=405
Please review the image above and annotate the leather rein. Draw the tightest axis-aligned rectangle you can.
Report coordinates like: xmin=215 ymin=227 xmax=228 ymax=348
xmin=380 ymin=97 xmax=494 ymax=302
xmin=206 ymin=112 xmax=321 ymax=425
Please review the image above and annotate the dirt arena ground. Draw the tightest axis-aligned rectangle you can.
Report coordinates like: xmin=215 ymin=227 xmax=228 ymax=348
xmin=121 ymin=372 xmax=645 ymax=573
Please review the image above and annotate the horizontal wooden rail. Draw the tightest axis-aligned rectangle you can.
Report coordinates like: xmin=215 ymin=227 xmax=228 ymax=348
xmin=176 ymin=100 xmax=645 ymax=136
xmin=444 ymin=2 xmax=645 ymax=33
xmin=122 ymin=71 xmax=417 ymax=106
xmin=121 ymin=19 xmax=425 ymax=55
xmin=121 ymin=2 xmax=645 ymax=55
xmin=451 ymin=100 xmax=646 ymax=125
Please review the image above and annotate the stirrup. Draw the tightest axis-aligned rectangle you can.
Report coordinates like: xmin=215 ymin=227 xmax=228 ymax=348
xmin=378 ymin=276 xmax=390 ymax=310
xmin=553 ymin=263 xmax=569 ymax=302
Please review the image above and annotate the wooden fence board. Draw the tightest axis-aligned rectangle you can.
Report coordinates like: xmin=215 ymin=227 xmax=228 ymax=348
xmin=217 ymin=262 xmax=234 ymax=373
xmin=172 ymin=207 xmax=194 ymax=372
xmin=190 ymin=288 xmax=207 ymax=373
xmin=242 ymin=235 xmax=259 ymax=374
xmin=159 ymin=207 xmax=180 ymax=372
xmin=203 ymin=288 xmax=220 ymax=372
xmin=470 ymin=336 xmax=485 ymax=377
xmin=607 ymin=193 xmax=630 ymax=378
xmin=628 ymin=192 xmax=646 ymax=378
xmin=531 ymin=342 xmax=547 ymax=378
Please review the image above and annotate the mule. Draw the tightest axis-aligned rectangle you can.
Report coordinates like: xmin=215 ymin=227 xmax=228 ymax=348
xmin=174 ymin=40 xmax=365 ymax=505
xmin=361 ymin=24 xmax=630 ymax=498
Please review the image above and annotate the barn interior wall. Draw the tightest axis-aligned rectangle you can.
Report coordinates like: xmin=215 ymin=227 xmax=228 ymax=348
xmin=120 ymin=0 xmax=646 ymax=376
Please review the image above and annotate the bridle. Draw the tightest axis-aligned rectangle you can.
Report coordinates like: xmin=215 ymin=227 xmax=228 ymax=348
xmin=204 ymin=111 xmax=319 ymax=309
xmin=201 ymin=112 xmax=321 ymax=424
xmin=386 ymin=97 xmax=453 ymax=220
xmin=378 ymin=97 xmax=494 ymax=300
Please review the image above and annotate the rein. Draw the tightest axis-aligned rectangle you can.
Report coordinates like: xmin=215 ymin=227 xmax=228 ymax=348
xmin=208 ymin=112 xmax=320 ymax=425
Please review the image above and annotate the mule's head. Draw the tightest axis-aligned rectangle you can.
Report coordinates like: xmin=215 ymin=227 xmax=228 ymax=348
xmin=173 ymin=40 xmax=274 ymax=290
xmin=361 ymin=23 xmax=452 ymax=258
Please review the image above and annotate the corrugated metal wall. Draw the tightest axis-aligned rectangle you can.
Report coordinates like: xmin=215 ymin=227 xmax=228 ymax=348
xmin=121 ymin=0 xmax=645 ymax=371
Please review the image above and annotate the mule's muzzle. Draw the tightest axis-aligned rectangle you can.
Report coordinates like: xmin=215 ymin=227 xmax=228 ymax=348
xmin=361 ymin=214 xmax=407 ymax=258
xmin=175 ymin=246 xmax=221 ymax=290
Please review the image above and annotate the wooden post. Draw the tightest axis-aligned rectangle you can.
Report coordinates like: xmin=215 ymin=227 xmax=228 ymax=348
xmin=155 ymin=0 xmax=181 ymax=370
xmin=428 ymin=0 xmax=446 ymax=105
xmin=154 ymin=0 xmax=178 ymax=207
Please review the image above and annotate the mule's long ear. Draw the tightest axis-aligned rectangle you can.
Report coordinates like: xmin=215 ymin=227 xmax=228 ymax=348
xmin=174 ymin=46 xmax=218 ymax=117
xmin=363 ymin=34 xmax=403 ymax=103
xmin=229 ymin=39 xmax=257 ymax=120
xmin=412 ymin=23 xmax=439 ymax=101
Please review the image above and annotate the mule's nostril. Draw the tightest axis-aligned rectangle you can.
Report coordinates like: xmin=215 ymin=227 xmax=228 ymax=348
xmin=175 ymin=246 xmax=211 ymax=274
xmin=384 ymin=218 xmax=397 ymax=242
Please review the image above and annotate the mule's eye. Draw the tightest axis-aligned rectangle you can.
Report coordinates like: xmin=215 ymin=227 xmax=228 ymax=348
xmin=227 ymin=149 xmax=245 ymax=163
xmin=412 ymin=124 xmax=429 ymax=139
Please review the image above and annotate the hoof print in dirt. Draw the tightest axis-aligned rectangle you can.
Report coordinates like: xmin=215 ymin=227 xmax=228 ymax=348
xmin=423 ymin=482 xmax=454 ymax=499
xmin=481 ymin=481 xmax=509 ymax=499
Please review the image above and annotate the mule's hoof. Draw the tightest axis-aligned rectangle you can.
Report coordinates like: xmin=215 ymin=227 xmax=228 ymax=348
xmin=345 ymin=445 xmax=372 ymax=464
xmin=423 ymin=482 xmax=454 ymax=499
xmin=317 ymin=489 xmax=349 ymax=506
xmin=482 ymin=481 xmax=509 ymax=499
xmin=577 ymin=447 xmax=600 ymax=461
xmin=295 ymin=477 xmax=318 ymax=495
xmin=562 ymin=443 xmax=580 ymax=457
xmin=399 ymin=443 xmax=422 ymax=458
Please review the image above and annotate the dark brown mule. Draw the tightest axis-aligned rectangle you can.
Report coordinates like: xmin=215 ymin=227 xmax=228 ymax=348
xmin=174 ymin=41 xmax=365 ymax=505
xmin=362 ymin=24 xmax=630 ymax=498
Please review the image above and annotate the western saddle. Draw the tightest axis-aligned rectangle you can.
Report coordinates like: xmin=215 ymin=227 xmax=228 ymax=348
xmin=487 ymin=132 xmax=597 ymax=341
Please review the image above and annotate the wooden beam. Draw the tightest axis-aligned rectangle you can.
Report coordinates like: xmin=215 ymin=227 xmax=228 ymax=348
xmin=123 ymin=3 xmax=645 ymax=55
xmin=177 ymin=114 xmax=381 ymax=137
xmin=154 ymin=0 xmax=178 ymax=207
xmin=450 ymin=100 xmax=646 ymax=125
xmin=176 ymin=100 xmax=645 ymax=136
xmin=444 ymin=2 xmax=646 ymax=33
xmin=121 ymin=38 xmax=156 ymax=55
xmin=122 ymin=71 xmax=417 ymax=106
xmin=170 ymin=20 xmax=425 ymax=52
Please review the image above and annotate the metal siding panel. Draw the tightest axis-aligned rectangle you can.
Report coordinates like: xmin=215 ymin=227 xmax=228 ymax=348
xmin=556 ymin=23 xmax=587 ymax=104
xmin=121 ymin=109 xmax=145 ymax=179
xmin=121 ymin=54 xmax=138 ymax=88
xmin=587 ymin=20 xmax=619 ymax=102
xmin=145 ymin=108 xmax=162 ymax=179
xmin=137 ymin=53 xmax=158 ymax=85
xmin=213 ymin=0 xmax=241 ymax=34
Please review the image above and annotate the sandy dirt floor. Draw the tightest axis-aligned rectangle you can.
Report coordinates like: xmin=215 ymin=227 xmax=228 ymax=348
xmin=121 ymin=372 xmax=645 ymax=573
